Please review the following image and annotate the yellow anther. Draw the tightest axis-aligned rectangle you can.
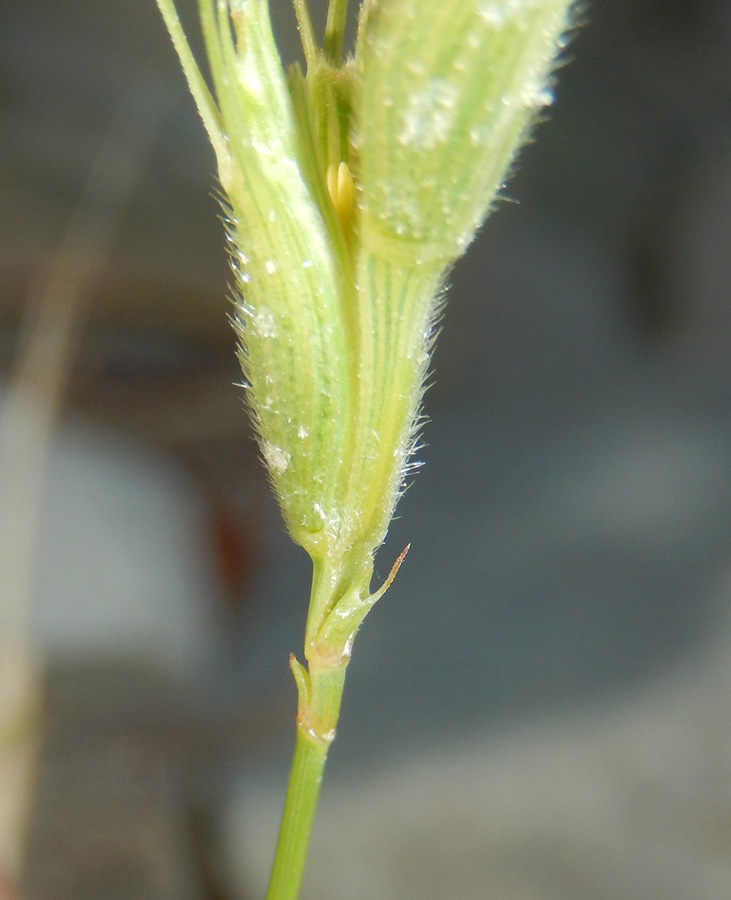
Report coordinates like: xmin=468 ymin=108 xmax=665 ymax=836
xmin=326 ymin=161 xmax=355 ymax=237
xmin=336 ymin=161 xmax=355 ymax=231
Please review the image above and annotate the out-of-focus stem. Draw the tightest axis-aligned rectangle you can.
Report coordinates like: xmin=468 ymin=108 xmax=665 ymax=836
xmin=0 ymin=68 xmax=168 ymax=885
xmin=323 ymin=0 xmax=349 ymax=64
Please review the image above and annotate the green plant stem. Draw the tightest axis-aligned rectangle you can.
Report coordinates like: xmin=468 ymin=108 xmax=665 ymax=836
xmin=264 ymin=664 xmax=347 ymax=900
xmin=292 ymin=0 xmax=318 ymax=70
xmin=154 ymin=0 xmax=224 ymax=155
xmin=323 ymin=0 xmax=349 ymax=64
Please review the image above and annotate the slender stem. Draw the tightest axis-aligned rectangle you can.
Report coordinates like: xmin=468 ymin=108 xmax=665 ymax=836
xmin=155 ymin=0 xmax=224 ymax=151
xmin=264 ymin=665 xmax=347 ymax=900
xmin=323 ymin=0 xmax=349 ymax=64
xmin=292 ymin=0 xmax=319 ymax=70
xmin=263 ymin=732 xmax=328 ymax=900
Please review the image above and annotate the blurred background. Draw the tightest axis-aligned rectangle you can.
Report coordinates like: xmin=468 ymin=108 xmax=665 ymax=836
xmin=2 ymin=0 xmax=731 ymax=897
